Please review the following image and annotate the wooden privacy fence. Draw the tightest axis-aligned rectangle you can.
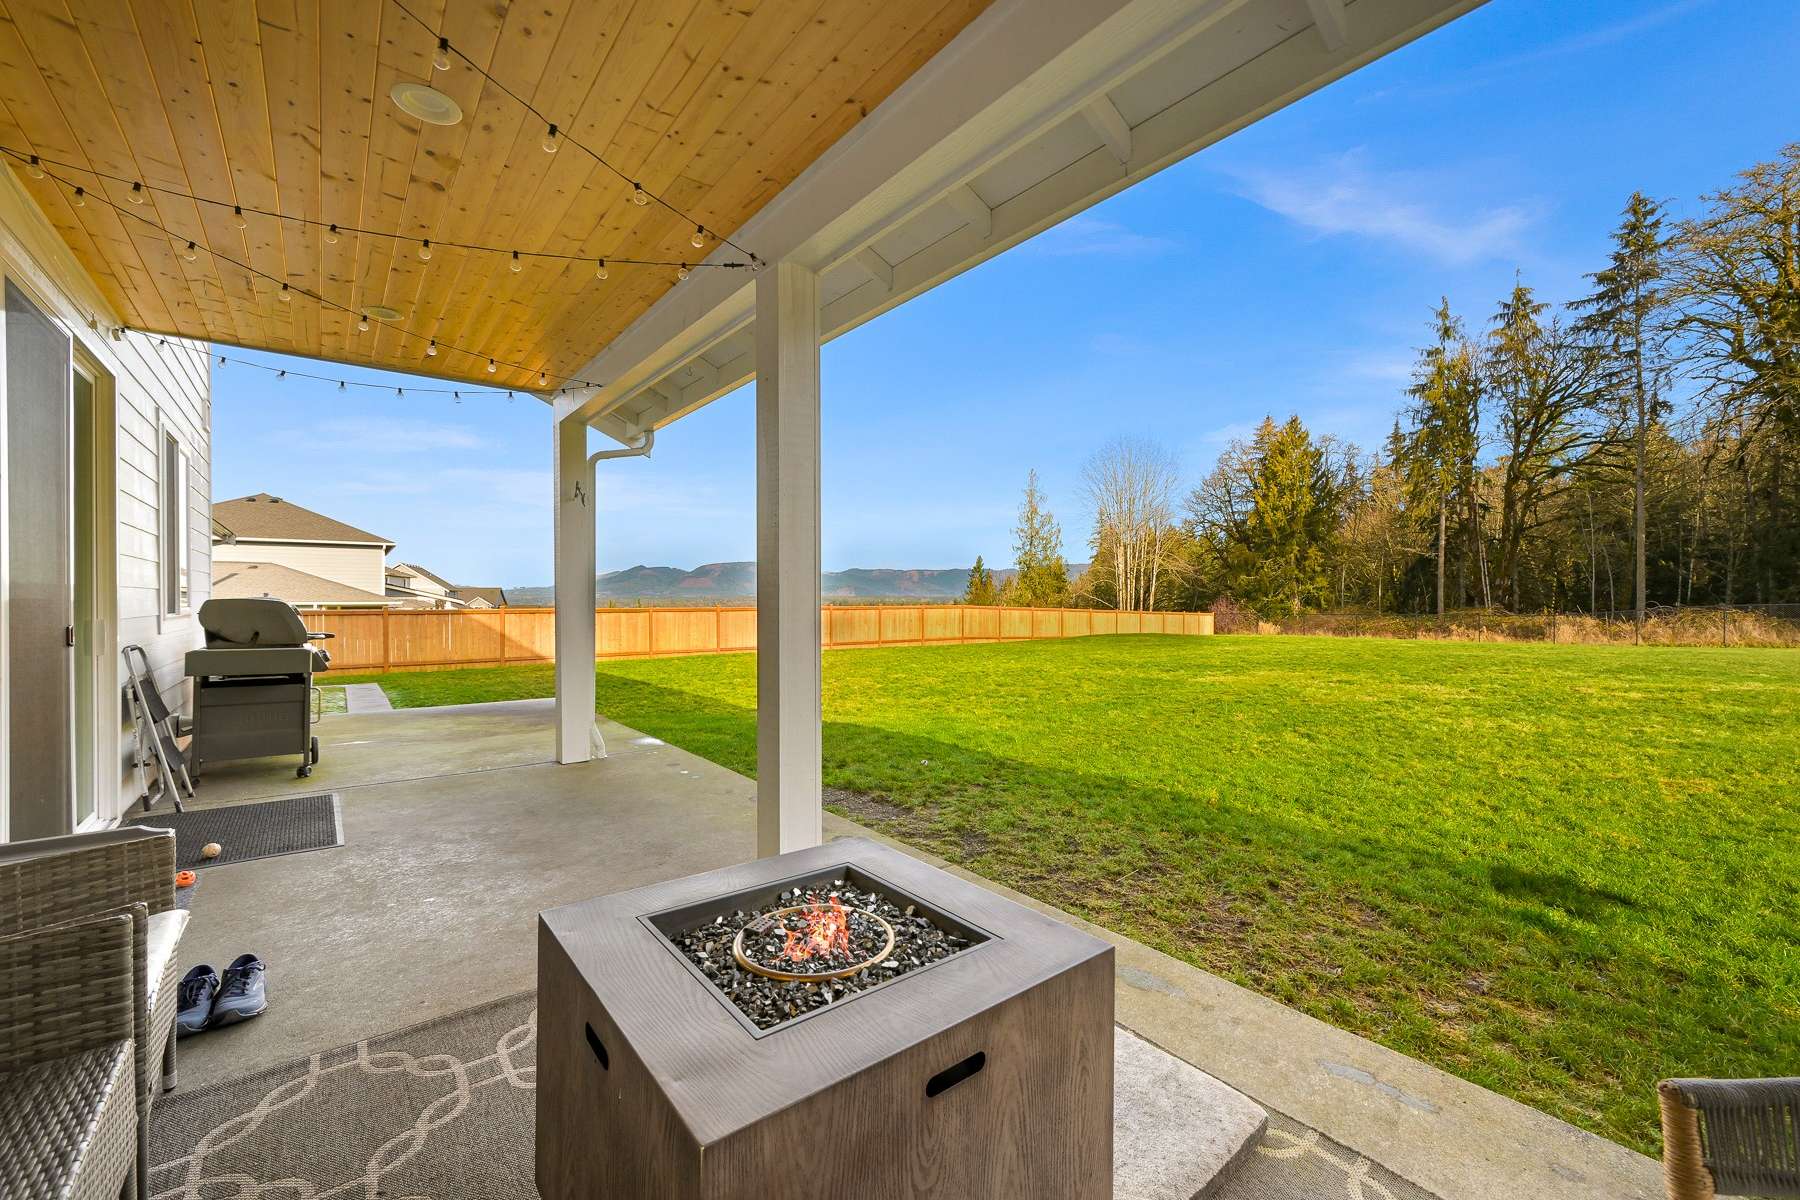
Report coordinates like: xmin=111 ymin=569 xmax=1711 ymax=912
xmin=305 ymin=605 xmax=1214 ymax=674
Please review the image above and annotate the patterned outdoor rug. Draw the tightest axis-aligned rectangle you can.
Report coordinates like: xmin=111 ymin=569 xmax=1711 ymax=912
xmin=130 ymin=794 xmax=343 ymax=869
xmin=147 ymin=992 xmax=1436 ymax=1200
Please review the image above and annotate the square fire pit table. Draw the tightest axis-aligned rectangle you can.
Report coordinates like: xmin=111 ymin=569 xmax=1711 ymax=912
xmin=537 ymin=836 xmax=1114 ymax=1199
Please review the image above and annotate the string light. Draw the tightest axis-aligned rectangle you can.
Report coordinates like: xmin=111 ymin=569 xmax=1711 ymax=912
xmin=595 ymin=258 xmax=608 ymax=280
xmin=357 ymin=315 xmax=370 ymax=332
xmin=181 ymin=240 xmax=198 ymax=262
xmin=426 ymin=339 xmax=438 ymax=356
xmin=631 ymin=182 xmax=649 ymax=206
xmin=278 ymin=283 xmax=291 ymax=302
xmin=510 ymin=250 xmax=522 ymax=273
xmin=691 ymin=225 xmax=706 ymax=249
xmin=677 ymin=263 xmax=690 ymax=281
xmin=158 ymin=337 xmax=537 ymax=397
xmin=418 ymin=239 xmax=432 ymax=261
xmin=432 ymin=36 xmax=452 ymax=71
xmin=2 ymin=145 xmax=753 ymax=273
xmin=71 ymin=186 xmax=85 ymax=207
xmin=128 ymin=182 xmax=146 ymax=205
xmin=33 ymin=153 xmax=608 ymax=388
xmin=542 ymin=122 xmax=559 ymax=154
xmin=537 ymin=370 xmax=547 ymax=386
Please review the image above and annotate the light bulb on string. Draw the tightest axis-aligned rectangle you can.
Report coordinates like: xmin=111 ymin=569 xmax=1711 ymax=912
xmin=677 ymin=263 xmax=690 ymax=281
xmin=129 ymin=181 xmax=146 ymax=205
xmin=542 ymin=123 xmax=559 ymax=154
xmin=486 ymin=359 xmax=497 ymax=374
xmin=595 ymin=258 xmax=608 ymax=280
xmin=631 ymin=182 xmax=649 ymax=206
xmin=691 ymin=225 xmax=706 ymax=249
xmin=397 ymin=387 xmax=404 ymax=397
xmin=537 ymin=371 xmax=548 ymax=387
xmin=338 ymin=380 xmax=346 ymax=391
xmin=418 ymin=239 xmax=432 ymax=261
xmin=181 ymin=240 xmax=198 ymax=262
xmin=26 ymin=155 xmax=44 ymax=179
xmin=325 ymin=223 xmax=340 ymax=245
xmin=71 ymin=186 xmax=85 ymax=207
xmin=278 ymin=283 xmax=291 ymax=302
xmin=276 ymin=370 xmax=286 ymax=379
xmin=510 ymin=250 xmax=522 ymax=273
xmin=433 ymin=37 xmax=452 ymax=71
xmin=426 ymin=339 xmax=438 ymax=357
xmin=217 ymin=355 xmax=226 ymax=367
xmin=357 ymin=315 xmax=370 ymax=332
xmin=231 ymin=205 xmax=247 ymax=229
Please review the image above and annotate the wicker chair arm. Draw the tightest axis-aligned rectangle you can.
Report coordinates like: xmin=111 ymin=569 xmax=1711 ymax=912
xmin=0 ymin=827 xmax=177 ymax=932
xmin=1659 ymin=1077 xmax=1800 ymax=1199
xmin=0 ymin=914 xmax=135 ymax=1075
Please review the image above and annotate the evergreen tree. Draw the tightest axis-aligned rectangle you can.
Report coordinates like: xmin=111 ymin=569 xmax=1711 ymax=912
xmin=962 ymin=555 xmax=998 ymax=605
xmin=1402 ymin=300 xmax=1483 ymax=614
xmin=1239 ymin=417 xmax=1338 ymax=614
xmin=1574 ymin=192 xmax=1671 ymax=631
xmin=1009 ymin=469 xmax=1071 ymax=607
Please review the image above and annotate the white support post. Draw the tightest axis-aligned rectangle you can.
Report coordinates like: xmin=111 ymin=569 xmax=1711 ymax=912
xmin=553 ymin=416 xmax=603 ymax=764
xmin=755 ymin=261 xmax=823 ymax=857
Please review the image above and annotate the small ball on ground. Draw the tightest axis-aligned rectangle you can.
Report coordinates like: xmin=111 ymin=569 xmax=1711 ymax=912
xmin=200 ymin=842 xmax=222 ymax=860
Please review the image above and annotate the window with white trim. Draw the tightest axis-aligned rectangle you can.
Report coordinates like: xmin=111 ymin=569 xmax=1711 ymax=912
xmin=161 ymin=431 xmax=190 ymax=616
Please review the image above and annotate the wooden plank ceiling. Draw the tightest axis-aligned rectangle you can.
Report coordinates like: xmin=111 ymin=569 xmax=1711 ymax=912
xmin=0 ymin=0 xmax=991 ymax=391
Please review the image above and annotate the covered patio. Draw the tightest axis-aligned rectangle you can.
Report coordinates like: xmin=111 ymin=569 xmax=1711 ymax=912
xmin=156 ymin=700 xmax=1656 ymax=1199
xmin=0 ymin=0 xmax=1691 ymax=1197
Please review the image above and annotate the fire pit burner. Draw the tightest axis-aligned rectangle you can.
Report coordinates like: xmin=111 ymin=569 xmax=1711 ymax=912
xmin=665 ymin=875 xmax=977 ymax=1030
xmin=731 ymin=901 xmax=895 ymax=981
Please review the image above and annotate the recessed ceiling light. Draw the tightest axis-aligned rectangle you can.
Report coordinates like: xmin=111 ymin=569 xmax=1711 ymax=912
xmin=363 ymin=305 xmax=403 ymax=321
xmin=390 ymin=81 xmax=462 ymax=126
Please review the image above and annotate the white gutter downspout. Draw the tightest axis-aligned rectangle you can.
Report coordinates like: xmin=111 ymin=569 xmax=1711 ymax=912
xmin=588 ymin=428 xmax=654 ymax=473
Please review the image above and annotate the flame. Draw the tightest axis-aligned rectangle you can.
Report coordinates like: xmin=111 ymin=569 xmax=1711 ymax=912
xmin=780 ymin=894 xmax=850 ymax=963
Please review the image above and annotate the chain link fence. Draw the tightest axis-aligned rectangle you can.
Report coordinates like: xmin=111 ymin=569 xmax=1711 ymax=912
xmin=1212 ymin=601 xmax=1800 ymax=647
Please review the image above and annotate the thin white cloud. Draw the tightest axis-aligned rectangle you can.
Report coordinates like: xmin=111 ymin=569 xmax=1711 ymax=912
xmin=1025 ymin=215 xmax=1177 ymax=257
xmin=1222 ymin=150 xmax=1536 ymax=266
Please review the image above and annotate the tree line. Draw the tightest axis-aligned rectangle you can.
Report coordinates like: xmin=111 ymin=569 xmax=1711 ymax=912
xmin=966 ymin=144 xmax=1800 ymax=619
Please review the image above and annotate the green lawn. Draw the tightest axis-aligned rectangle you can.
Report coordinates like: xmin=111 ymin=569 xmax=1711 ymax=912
xmin=330 ymin=636 xmax=1800 ymax=1154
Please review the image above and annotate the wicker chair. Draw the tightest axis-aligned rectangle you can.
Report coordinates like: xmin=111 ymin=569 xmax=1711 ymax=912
xmin=0 ymin=827 xmax=189 ymax=1198
xmin=0 ymin=913 xmax=140 ymax=1199
xmin=1659 ymin=1077 xmax=1800 ymax=1199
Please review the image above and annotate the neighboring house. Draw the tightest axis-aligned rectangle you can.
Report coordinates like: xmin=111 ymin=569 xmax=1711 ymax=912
xmin=212 ymin=494 xmax=395 ymax=599
xmin=385 ymin=561 xmax=464 ymax=609
xmin=456 ymin=587 xmax=509 ymax=609
xmin=213 ymin=561 xmax=393 ymax=610
xmin=0 ymin=166 xmax=212 ymax=840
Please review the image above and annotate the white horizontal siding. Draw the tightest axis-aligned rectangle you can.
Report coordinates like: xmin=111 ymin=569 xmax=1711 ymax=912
xmin=215 ymin=541 xmax=386 ymax=596
xmin=0 ymin=167 xmax=212 ymax=828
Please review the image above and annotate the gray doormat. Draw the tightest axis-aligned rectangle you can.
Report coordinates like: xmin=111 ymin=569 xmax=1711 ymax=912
xmin=129 ymin=794 xmax=343 ymax=869
xmin=147 ymin=992 xmax=1436 ymax=1200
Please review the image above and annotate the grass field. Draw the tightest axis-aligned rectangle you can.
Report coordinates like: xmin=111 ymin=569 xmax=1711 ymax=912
xmin=330 ymin=636 xmax=1800 ymax=1153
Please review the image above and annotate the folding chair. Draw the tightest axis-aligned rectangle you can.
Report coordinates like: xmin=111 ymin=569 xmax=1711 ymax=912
xmin=122 ymin=644 xmax=195 ymax=813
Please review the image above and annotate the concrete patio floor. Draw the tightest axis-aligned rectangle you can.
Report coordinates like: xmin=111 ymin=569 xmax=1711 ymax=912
xmin=165 ymin=699 xmax=1660 ymax=1200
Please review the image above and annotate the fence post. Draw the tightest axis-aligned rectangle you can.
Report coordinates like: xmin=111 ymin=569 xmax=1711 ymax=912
xmin=715 ymin=605 xmax=723 ymax=653
xmin=919 ymin=604 xmax=927 ymax=645
xmin=381 ymin=607 xmax=392 ymax=674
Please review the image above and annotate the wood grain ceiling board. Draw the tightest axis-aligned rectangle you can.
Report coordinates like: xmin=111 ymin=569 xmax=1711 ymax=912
xmin=0 ymin=0 xmax=993 ymax=391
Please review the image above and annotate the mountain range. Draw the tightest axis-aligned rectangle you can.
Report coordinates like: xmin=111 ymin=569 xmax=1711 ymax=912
xmin=507 ymin=561 xmax=1085 ymax=605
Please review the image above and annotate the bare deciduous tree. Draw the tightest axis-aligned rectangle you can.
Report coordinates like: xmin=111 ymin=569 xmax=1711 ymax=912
xmin=1082 ymin=437 xmax=1182 ymax=611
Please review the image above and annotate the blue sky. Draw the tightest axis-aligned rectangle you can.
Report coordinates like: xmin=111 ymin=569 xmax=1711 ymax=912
xmin=211 ymin=0 xmax=1799 ymax=588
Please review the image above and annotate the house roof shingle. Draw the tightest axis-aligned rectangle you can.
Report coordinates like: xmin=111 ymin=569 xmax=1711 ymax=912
xmin=389 ymin=561 xmax=458 ymax=592
xmin=212 ymin=561 xmax=393 ymax=606
xmin=212 ymin=494 xmax=393 ymax=547
xmin=454 ymin=586 xmax=508 ymax=607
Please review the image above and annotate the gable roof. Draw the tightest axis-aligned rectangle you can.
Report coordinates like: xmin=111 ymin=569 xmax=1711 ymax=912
xmin=212 ymin=494 xmax=393 ymax=547
xmin=390 ymin=562 xmax=458 ymax=592
xmin=212 ymin=561 xmax=393 ymax=607
xmin=454 ymin=586 xmax=508 ymax=607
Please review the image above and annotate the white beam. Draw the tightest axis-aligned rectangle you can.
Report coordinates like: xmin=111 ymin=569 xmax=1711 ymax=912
xmin=1306 ymin=0 xmax=1349 ymax=51
xmin=942 ymin=184 xmax=993 ymax=241
xmin=755 ymin=261 xmax=822 ymax=857
xmin=1080 ymin=95 xmax=1133 ymax=164
xmin=851 ymin=246 xmax=894 ymax=294
xmin=553 ymin=418 xmax=602 ymax=764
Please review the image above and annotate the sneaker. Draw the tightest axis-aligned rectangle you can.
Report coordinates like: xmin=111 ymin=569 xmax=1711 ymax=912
xmin=211 ymin=954 xmax=268 ymax=1026
xmin=176 ymin=965 xmax=219 ymax=1037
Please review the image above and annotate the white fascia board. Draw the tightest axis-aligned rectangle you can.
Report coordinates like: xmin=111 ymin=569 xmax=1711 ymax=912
xmin=566 ymin=0 xmax=1485 ymax=442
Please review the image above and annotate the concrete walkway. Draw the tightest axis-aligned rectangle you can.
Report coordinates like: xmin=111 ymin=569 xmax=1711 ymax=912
xmin=168 ymin=699 xmax=1659 ymax=1200
xmin=341 ymin=682 xmax=392 ymax=714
